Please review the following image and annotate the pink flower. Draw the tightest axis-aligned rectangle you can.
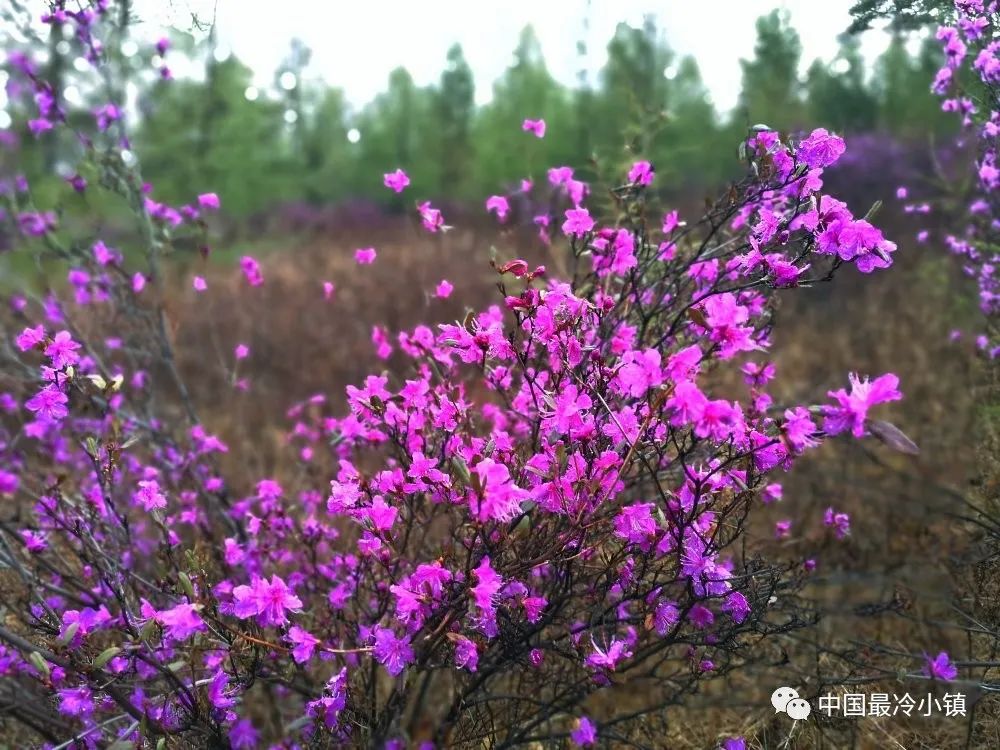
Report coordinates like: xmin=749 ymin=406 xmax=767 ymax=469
xmin=584 ymin=637 xmax=632 ymax=671
xmin=655 ymin=601 xmax=680 ymax=635
xmin=782 ymin=407 xmax=819 ymax=452
xmin=435 ymin=280 xmax=453 ymax=298
xmin=923 ymin=651 xmax=958 ymax=681
xmin=522 ymin=118 xmax=546 ymax=138
xmin=823 ymin=372 xmax=902 ymax=437
xmin=20 ymin=530 xmax=46 ymax=553
xmin=473 ymin=459 xmax=527 ymax=523
xmin=662 ymin=210 xmax=682 ymax=234
xmin=383 ymin=168 xmax=410 ymax=193
xmin=234 ymin=344 xmax=249 ymax=360
xmin=689 ymin=604 xmax=715 ymax=628
xmin=548 ymin=166 xmax=574 ymax=186
xmin=722 ymin=591 xmax=750 ymax=623
xmin=360 ymin=496 xmax=398 ymax=533
xmin=15 ymin=325 xmax=45 ymax=352
xmin=823 ymin=506 xmax=851 ymax=538
xmin=286 ymin=625 xmax=320 ymax=663
xmin=418 ymin=201 xmax=444 ymax=233
xmin=795 ymin=128 xmax=846 ymax=168
xmin=355 ymin=247 xmax=377 ymax=265
xmin=628 ymin=160 xmax=654 ymax=186
xmin=193 ymin=276 xmax=207 ymax=292
xmin=132 ymin=272 xmax=147 ymax=293
xmin=614 ymin=503 xmax=658 ymax=544
xmin=92 ymin=241 xmax=120 ymax=266
xmin=58 ymin=686 xmax=94 ymax=717
xmin=94 ymin=103 xmax=120 ymax=131
xmin=454 ymin=636 xmax=479 ymax=672
xmin=240 ymin=256 xmax=264 ymax=286
xmin=197 ymin=192 xmax=220 ymax=211
xmin=666 ymin=381 xmax=708 ymax=427
xmin=134 ymin=479 xmax=167 ymax=511
xmin=25 ymin=385 xmax=68 ymax=421
xmin=470 ymin=556 xmax=503 ymax=635
xmin=371 ymin=326 xmax=392 ymax=359
xmin=486 ymin=195 xmax=510 ymax=222
xmin=545 ymin=384 xmax=592 ymax=436
xmin=322 ymin=281 xmax=335 ymax=300
xmin=231 ymin=575 xmax=303 ymax=628
xmin=157 ymin=603 xmax=205 ymax=641
xmin=562 ymin=208 xmax=595 ymax=237
xmin=45 ymin=330 xmax=81 ymax=368
xmin=571 ymin=716 xmax=597 ymax=747
xmin=28 ymin=118 xmax=54 ymax=136
xmin=373 ymin=628 xmax=413 ymax=676
xmin=229 ymin=720 xmax=258 ymax=749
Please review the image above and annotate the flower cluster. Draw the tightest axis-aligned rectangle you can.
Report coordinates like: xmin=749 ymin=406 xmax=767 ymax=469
xmin=920 ymin=1 xmax=999 ymax=356
xmin=0 ymin=3 xmax=908 ymax=748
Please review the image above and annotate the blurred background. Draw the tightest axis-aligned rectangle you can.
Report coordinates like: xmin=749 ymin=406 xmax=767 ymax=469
xmin=4 ymin=0 xmax=957 ymax=221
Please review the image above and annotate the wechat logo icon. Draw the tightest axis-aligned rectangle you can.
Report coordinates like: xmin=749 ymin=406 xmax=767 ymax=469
xmin=771 ymin=686 xmax=811 ymax=721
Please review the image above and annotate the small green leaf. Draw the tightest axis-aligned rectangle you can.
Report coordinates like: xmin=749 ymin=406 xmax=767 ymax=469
xmin=29 ymin=652 xmax=50 ymax=679
xmin=178 ymin=571 xmax=195 ymax=599
xmin=93 ymin=646 xmax=121 ymax=669
xmin=56 ymin=621 xmax=80 ymax=647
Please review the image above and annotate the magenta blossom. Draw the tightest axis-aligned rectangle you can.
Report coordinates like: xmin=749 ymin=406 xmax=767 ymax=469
xmin=232 ymin=575 xmax=303 ymax=627
xmin=25 ymin=385 xmax=69 ymax=422
xmin=486 ymin=195 xmax=510 ymax=222
xmin=355 ymin=247 xmax=377 ymax=265
xmin=628 ymin=160 xmax=654 ymax=186
xmin=795 ymin=128 xmax=846 ymax=168
xmin=584 ymin=637 xmax=632 ymax=671
xmin=197 ymin=192 xmax=220 ymax=211
xmin=824 ymin=372 xmax=902 ymax=437
xmin=157 ymin=603 xmax=205 ymax=641
xmin=418 ymin=201 xmax=445 ymax=232
xmin=15 ymin=326 xmax=45 ymax=352
xmin=45 ymin=330 xmax=81 ymax=368
xmin=373 ymin=628 xmax=414 ymax=677
xmin=383 ymin=168 xmax=410 ymax=193
xmin=453 ymin=636 xmax=479 ymax=672
xmin=522 ymin=118 xmax=546 ymax=138
xmin=240 ymin=256 xmax=264 ymax=286
xmin=571 ymin=716 xmax=597 ymax=747
xmin=562 ymin=208 xmax=595 ymax=237
xmin=134 ymin=479 xmax=167 ymax=511
xmin=923 ymin=651 xmax=958 ymax=680
xmin=286 ymin=626 xmax=320 ymax=663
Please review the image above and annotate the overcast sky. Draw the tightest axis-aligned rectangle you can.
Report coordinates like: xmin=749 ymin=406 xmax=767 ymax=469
xmin=138 ymin=0 xmax=899 ymax=112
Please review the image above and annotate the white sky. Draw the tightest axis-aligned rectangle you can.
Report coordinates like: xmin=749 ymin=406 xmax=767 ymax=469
xmin=138 ymin=0 xmax=897 ymax=112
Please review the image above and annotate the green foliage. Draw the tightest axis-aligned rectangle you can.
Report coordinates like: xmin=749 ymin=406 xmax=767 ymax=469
xmin=108 ymin=11 xmax=956 ymax=218
xmin=136 ymin=53 xmax=298 ymax=216
xmin=473 ymin=26 xmax=575 ymax=192
xmin=435 ymin=45 xmax=476 ymax=196
xmin=737 ymin=10 xmax=805 ymax=130
xmin=806 ymin=37 xmax=878 ymax=132
xmin=871 ymin=35 xmax=953 ymax=137
xmin=848 ymin=0 xmax=952 ymax=33
xmin=355 ymin=67 xmax=441 ymax=202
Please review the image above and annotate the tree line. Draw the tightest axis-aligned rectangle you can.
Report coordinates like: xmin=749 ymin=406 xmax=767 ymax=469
xmin=14 ymin=10 xmax=954 ymax=217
